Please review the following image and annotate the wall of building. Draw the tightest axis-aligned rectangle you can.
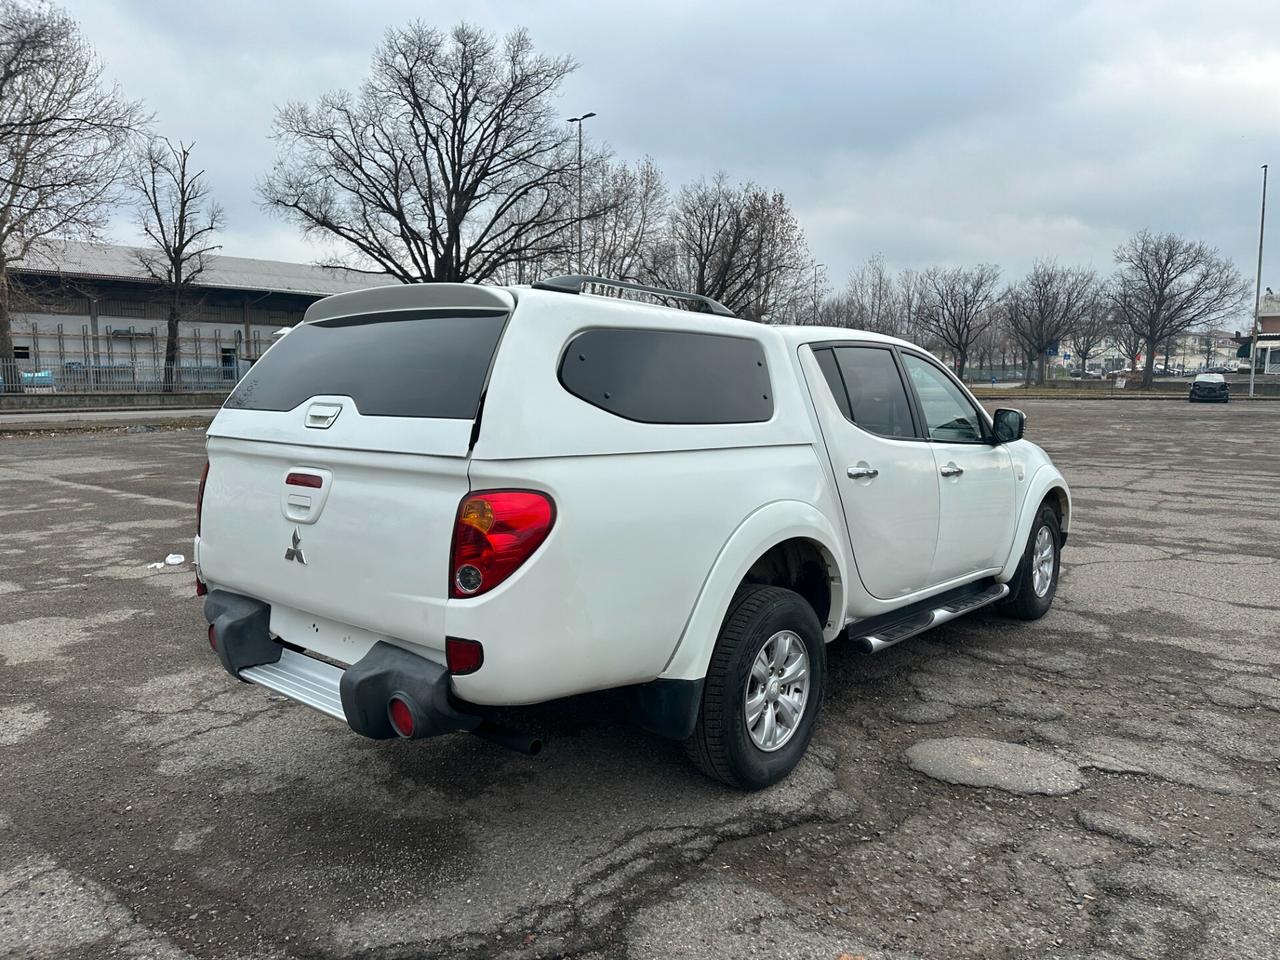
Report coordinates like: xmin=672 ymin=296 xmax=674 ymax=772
xmin=7 ymin=274 xmax=318 ymax=369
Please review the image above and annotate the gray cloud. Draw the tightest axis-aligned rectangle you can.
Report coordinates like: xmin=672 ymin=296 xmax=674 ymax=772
xmin=68 ymin=0 xmax=1280 ymax=292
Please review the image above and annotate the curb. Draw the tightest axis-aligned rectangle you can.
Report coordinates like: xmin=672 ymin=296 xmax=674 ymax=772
xmin=0 ymin=412 xmax=216 ymax=436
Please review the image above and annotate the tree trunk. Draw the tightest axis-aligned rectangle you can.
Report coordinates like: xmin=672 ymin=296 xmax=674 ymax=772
xmin=163 ymin=295 xmax=179 ymax=393
xmin=1036 ymin=352 xmax=1047 ymax=385
xmin=1141 ymin=342 xmax=1156 ymax=388
xmin=0 ymin=260 xmax=22 ymax=395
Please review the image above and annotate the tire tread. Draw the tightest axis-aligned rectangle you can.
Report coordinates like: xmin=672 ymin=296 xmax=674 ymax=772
xmin=685 ymin=584 xmax=815 ymax=788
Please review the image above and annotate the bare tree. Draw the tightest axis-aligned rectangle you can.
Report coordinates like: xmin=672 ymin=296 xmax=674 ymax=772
xmin=1065 ymin=287 xmax=1111 ymax=374
xmin=844 ymin=254 xmax=899 ymax=335
xmin=918 ymin=264 xmax=1001 ymax=377
xmin=0 ymin=1 xmax=143 ymax=391
xmin=1109 ymin=230 xmax=1249 ymax=387
xmin=895 ymin=268 xmax=927 ymax=343
xmin=645 ymin=173 xmax=809 ymax=321
xmin=1003 ymin=260 xmax=1095 ymax=384
xmin=133 ymin=138 xmax=224 ymax=391
xmin=261 ymin=22 xmax=594 ymax=284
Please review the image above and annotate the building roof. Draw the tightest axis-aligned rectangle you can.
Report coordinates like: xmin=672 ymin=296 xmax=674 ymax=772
xmin=11 ymin=240 xmax=402 ymax=298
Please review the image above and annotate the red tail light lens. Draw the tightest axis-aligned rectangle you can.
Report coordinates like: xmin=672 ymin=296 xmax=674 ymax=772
xmin=388 ymin=696 xmax=415 ymax=738
xmin=446 ymin=637 xmax=485 ymax=675
xmin=449 ymin=490 xmax=555 ymax=598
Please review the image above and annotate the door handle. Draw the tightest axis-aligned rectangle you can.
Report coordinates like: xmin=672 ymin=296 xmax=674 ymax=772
xmin=847 ymin=463 xmax=879 ymax=480
xmin=940 ymin=462 xmax=964 ymax=477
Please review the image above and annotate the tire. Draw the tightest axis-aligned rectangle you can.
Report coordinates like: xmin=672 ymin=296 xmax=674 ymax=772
xmin=685 ymin=585 xmax=826 ymax=790
xmin=1002 ymin=502 xmax=1061 ymax=621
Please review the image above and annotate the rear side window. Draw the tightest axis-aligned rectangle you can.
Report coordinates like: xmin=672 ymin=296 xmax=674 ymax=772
xmin=225 ymin=309 xmax=506 ymax=419
xmin=813 ymin=345 xmax=916 ymax=439
xmin=834 ymin=347 xmax=916 ymax=438
xmin=559 ymin=328 xmax=773 ymax=424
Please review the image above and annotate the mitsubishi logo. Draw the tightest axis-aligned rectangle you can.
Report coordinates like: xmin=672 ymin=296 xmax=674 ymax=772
xmin=284 ymin=528 xmax=306 ymax=565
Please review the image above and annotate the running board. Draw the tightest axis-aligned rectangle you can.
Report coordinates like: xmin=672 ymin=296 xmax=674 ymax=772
xmin=240 ymin=647 xmax=346 ymax=721
xmin=853 ymin=582 xmax=1010 ymax=654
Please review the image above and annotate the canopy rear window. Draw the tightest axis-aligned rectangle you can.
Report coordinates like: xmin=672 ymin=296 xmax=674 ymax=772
xmin=225 ymin=309 xmax=507 ymax=419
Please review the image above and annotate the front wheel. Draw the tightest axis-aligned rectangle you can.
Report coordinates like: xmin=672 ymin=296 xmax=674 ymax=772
xmin=685 ymin=585 xmax=826 ymax=790
xmin=1002 ymin=502 xmax=1061 ymax=621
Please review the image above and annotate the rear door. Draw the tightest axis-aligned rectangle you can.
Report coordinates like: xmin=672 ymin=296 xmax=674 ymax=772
xmin=898 ymin=351 xmax=1016 ymax=583
xmin=197 ymin=288 xmax=512 ymax=664
xmin=803 ymin=343 xmax=940 ymax=600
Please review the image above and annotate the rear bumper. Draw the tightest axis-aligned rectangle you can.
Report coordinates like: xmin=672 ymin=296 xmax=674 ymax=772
xmin=203 ymin=590 xmax=480 ymax=740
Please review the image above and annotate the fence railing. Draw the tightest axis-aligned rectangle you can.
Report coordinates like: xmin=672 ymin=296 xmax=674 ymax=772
xmin=0 ymin=359 xmax=244 ymax=394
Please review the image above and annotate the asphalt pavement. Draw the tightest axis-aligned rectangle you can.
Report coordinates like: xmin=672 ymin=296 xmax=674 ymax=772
xmin=1 ymin=399 xmax=1278 ymax=959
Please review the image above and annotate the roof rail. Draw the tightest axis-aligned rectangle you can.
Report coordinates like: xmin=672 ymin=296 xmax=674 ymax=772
xmin=531 ymin=275 xmax=736 ymax=318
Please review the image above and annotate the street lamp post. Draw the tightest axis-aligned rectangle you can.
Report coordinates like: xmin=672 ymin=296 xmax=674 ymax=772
xmin=1250 ymin=163 xmax=1268 ymax=399
xmin=567 ymin=112 xmax=596 ymax=275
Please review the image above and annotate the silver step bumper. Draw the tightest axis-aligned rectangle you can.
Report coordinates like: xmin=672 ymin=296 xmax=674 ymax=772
xmin=241 ymin=648 xmax=345 ymax=720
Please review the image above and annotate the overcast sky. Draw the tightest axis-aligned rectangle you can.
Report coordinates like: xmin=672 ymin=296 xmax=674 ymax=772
xmin=67 ymin=0 xmax=1280 ymax=294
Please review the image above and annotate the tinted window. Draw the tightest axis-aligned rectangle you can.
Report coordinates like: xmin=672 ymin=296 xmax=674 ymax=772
xmin=812 ymin=347 xmax=852 ymax=420
xmin=559 ymin=329 xmax=772 ymax=424
xmin=225 ymin=309 xmax=506 ymax=419
xmin=900 ymin=353 xmax=986 ymax=442
xmin=833 ymin=346 xmax=916 ymax=438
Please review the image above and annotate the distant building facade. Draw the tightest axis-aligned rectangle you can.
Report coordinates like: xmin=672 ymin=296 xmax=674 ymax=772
xmin=6 ymin=241 xmax=397 ymax=386
xmin=1236 ymin=290 xmax=1280 ymax=374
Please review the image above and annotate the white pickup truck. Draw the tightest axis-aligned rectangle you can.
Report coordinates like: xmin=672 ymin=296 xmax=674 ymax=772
xmin=196 ymin=276 xmax=1070 ymax=789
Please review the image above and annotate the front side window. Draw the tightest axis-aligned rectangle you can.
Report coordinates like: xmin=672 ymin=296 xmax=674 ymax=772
xmin=559 ymin=328 xmax=772 ymax=424
xmin=900 ymin=353 xmax=987 ymax=442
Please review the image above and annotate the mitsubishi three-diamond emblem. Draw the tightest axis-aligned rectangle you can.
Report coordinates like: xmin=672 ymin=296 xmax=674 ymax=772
xmin=284 ymin=528 xmax=306 ymax=565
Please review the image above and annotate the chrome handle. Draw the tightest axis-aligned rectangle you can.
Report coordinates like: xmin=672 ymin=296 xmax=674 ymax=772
xmin=940 ymin=462 xmax=964 ymax=477
xmin=847 ymin=463 xmax=879 ymax=480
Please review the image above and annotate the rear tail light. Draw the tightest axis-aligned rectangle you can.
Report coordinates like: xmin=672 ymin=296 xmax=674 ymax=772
xmin=449 ymin=490 xmax=555 ymax=598
xmin=388 ymin=696 xmax=415 ymax=738
xmin=446 ymin=637 xmax=485 ymax=675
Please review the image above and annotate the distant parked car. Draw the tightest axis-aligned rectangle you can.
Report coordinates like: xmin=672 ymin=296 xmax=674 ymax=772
xmin=1189 ymin=373 xmax=1229 ymax=403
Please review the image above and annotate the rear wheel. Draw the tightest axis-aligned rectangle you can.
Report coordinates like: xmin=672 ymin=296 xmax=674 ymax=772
xmin=685 ymin=585 xmax=825 ymax=790
xmin=1002 ymin=502 xmax=1061 ymax=621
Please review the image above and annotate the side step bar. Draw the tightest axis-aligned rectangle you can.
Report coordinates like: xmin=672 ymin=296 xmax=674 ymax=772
xmin=853 ymin=582 xmax=1010 ymax=654
xmin=241 ymin=647 xmax=346 ymax=720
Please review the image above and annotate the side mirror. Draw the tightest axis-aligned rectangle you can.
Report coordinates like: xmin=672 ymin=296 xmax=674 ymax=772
xmin=992 ymin=408 xmax=1026 ymax=444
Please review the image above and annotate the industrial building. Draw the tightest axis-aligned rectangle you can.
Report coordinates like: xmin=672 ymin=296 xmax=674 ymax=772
xmin=6 ymin=241 xmax=397 ymax=391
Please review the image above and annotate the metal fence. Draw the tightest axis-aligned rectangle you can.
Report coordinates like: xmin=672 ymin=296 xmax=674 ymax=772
xmin=1 ymin=358 xmax=244 ymax=394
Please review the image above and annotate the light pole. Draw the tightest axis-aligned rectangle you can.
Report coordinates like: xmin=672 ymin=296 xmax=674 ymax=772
xmin=567 ymin=112 xmax=596 ymax=275
xmin=812 ymin=263 xmax=825 ymax=323
xmin=1250 ymin=163 xmax=1268 ymax=398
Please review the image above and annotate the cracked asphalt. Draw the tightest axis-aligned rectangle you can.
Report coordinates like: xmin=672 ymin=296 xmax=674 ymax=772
xmin=2 ymin=398 xmax=1278 ymax=960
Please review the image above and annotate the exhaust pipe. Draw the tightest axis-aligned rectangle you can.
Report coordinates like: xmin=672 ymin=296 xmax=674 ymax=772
xmin=473 ymin=722 xmax=543 ymax=756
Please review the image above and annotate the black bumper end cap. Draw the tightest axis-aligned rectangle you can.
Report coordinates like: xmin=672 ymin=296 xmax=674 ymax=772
xmin=339 ymin=641 xmax=482 ymax=741
xmin=204 ymin=590 xmax=278 ymax=679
